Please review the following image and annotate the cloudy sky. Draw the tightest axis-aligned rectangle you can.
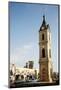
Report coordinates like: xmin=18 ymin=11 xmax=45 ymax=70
xmin=9 ymin=2 xmax=59 ymax=72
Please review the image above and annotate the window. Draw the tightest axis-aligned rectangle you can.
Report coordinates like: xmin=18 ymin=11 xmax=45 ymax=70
xmin=50 ymin=68 xmax=52 ymax=78
xmin=42 ymin=48 xmax=45 ymax=57
xmin=42 ymin=68 xmax=46 ymax=81
xmin=42 ymin=34 xmax=44 ymax=40
xmin=49 ymin=35 xmax=50 ymax=40
xmin=49 ymin=49 xmax=51 ymax=57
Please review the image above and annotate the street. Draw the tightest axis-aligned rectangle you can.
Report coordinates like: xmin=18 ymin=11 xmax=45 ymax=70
xmin=10 ymin=80 xmax=59 ymax=88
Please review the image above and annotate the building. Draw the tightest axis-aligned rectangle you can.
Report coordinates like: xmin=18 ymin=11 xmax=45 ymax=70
xmin=28 ymin=61 xmax=34 ymax=69
xmin=24 ymin=61 xmax=34 ymax=69
xmin=10 ymin=64 xmax=39 ymax=81
xmin=39 ymin=15 xmax=53 ymax=82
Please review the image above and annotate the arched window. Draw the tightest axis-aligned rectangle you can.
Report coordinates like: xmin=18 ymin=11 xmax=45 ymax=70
xmin=49 ymin=35 xmax=50 ymax=40
xmin=50 ymin=68 xmax=52 ymax=78
xmin=49 ymin=49 xmax=51 ymax=57
xmin=42 ymin=34 xmax=44 ymax=40
xmin=42 ymin=48 xmax=45 ymax=57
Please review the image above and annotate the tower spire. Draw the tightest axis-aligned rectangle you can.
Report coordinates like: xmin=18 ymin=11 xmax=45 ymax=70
xmin=42 ymin=15 xmax=46 ymax=26
xmin=39 ymin=15 xmax=50 ymax=32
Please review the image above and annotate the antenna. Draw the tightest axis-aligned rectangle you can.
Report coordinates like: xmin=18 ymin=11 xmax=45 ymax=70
xmin=42 ymin=5 xmax=47 ymax=20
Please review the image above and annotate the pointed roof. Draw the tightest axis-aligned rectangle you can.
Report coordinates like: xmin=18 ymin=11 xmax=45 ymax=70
xmin=42 ymin=15 xmax=46 ymax=26
xmin=39 ymin=15 xmax=50 ymax=31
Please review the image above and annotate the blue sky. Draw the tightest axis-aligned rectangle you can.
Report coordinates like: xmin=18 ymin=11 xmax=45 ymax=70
xmin=9 ymin=2 xmax=59 ymax=72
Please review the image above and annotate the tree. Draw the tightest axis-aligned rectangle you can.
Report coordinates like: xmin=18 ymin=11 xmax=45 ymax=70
xmin=52 ymin=72 xmax=59 ymax=83
xmin=10 ymin=70 xmax=13 ymax=75
xmin=34 ymin=70 xmax=37 ymax=79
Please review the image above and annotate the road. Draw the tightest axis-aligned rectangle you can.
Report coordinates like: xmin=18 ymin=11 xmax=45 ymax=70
xmin=10 ymin=80 xmax=59 ymax=88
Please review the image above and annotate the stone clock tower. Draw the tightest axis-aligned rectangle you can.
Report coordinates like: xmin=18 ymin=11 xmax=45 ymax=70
xmin=39 ymin=15 xmax=53 ymax=82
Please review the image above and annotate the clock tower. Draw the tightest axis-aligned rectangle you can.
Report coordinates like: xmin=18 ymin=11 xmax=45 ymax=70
xmin=39 ymin=15 xmax=53 ymax=82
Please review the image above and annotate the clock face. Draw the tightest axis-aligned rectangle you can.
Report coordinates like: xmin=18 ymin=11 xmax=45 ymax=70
xmin=42 ymin=26 xmax=44 ymax=29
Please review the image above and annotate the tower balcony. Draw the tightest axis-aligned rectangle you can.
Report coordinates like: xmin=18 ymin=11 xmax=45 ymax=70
xmin=39 ymin=40 xmax=48 ymax=45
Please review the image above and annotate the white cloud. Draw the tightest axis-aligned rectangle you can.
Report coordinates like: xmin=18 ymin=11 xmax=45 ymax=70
xmin=10 ymin=43 xmax=39 ymax=68
xmin=23 ymin=44 xmax=33 ymax=50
